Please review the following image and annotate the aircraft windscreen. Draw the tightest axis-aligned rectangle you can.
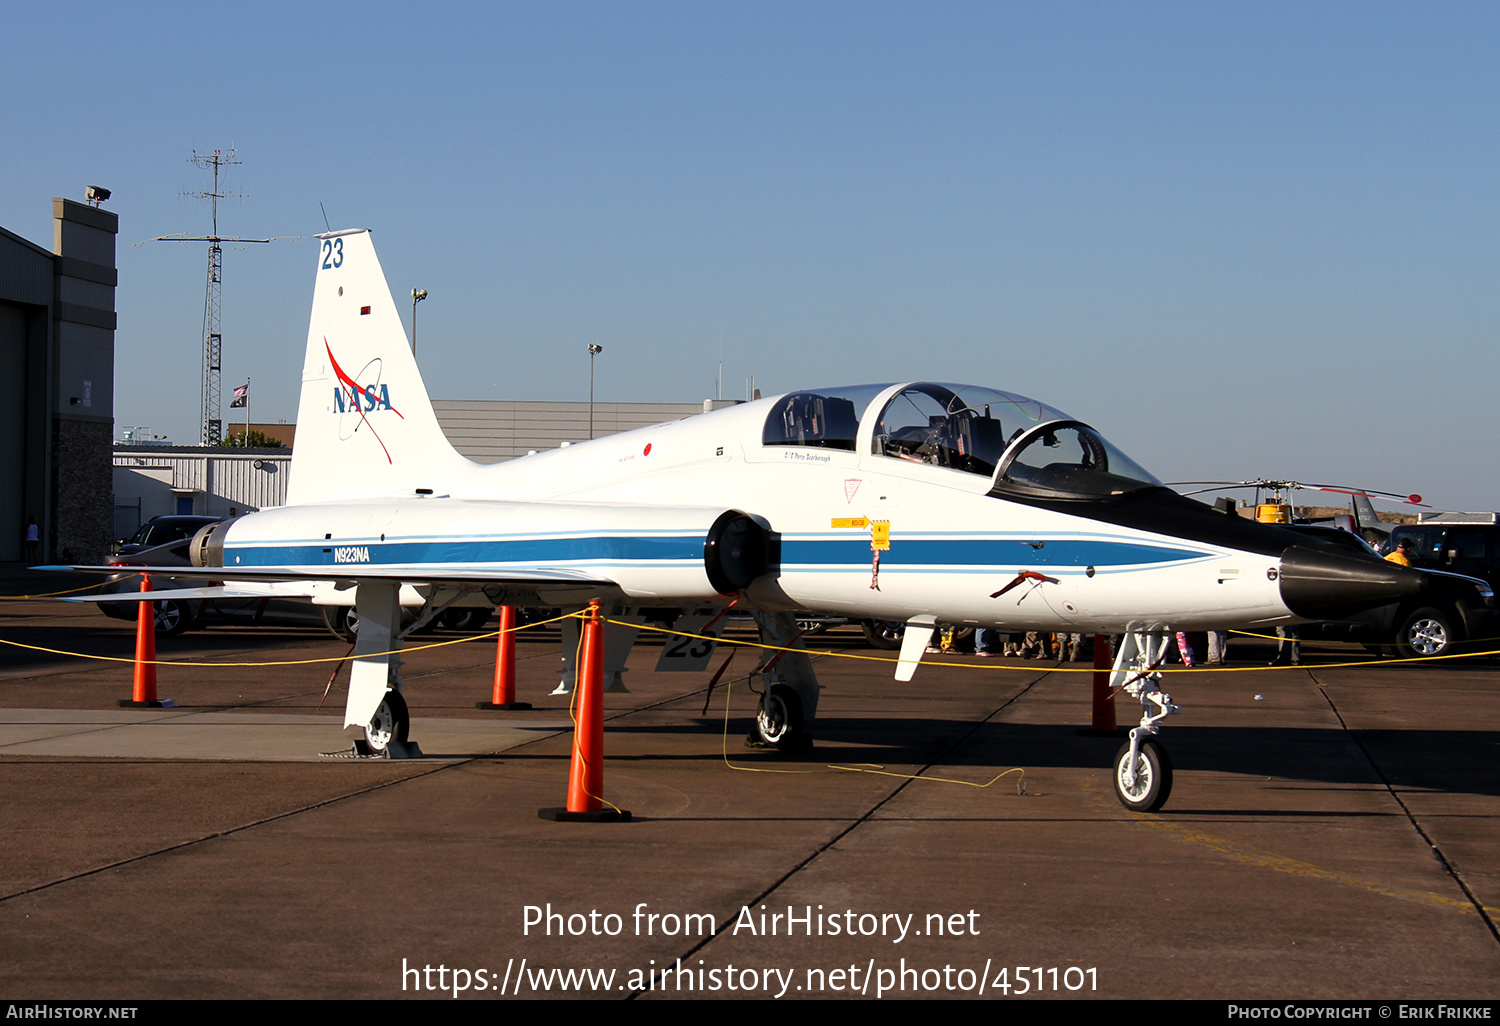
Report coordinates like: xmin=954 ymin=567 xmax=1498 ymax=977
xmin=870 ymin=383 xmax=1068 ymax=477
xmin=990 ymin=420 xmax=1162 ymax=499
xmin=761 ymin=384 xmax=889 ymax=451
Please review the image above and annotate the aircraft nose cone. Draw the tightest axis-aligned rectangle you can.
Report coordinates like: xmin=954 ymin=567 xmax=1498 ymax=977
xmin=1278 ymin=543 xmax=1427 ymax=620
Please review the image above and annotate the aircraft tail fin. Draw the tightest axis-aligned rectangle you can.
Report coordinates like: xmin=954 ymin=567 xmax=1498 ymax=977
xmin=287 ymin=230 xmax=468 ymax=505
xmin=1351 ymin=492 xmax=1381 ymax=532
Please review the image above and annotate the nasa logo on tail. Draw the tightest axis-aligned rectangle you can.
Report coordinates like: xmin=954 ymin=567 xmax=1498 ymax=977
xmin=324 ymin=339 xmax=405 ymax=462
xmin=332 ymin=380 xmax=394 ymax=414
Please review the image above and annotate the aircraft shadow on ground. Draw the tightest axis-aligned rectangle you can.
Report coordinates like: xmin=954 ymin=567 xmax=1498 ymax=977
xmin=603 ymin=718 xmax=1500 ymax=800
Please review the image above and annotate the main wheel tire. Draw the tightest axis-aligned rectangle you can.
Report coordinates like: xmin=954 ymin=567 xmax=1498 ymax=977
xmin=365 ymin=690 xmax=409 ymax=754
xmin=153 ymin=600 xmax=193 ymax=637
xmin=756 ymin=684 xmax=804 ymax=748
xmin=861 ymin=619 xmax=905 ymax=650
xmin=323 ymin=606 xmax=358 ymax=643
xmin=1113 ymin=738 xmax=1173 ymax=813
xmin=443 ymin=607 xmax=492 ymax=631
xmin=1396 ymin=607 xmax=1456 ymax=659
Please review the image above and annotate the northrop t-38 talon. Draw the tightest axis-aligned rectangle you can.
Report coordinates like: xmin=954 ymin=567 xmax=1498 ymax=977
xmin=66 ymin=228 xmax=1429 ymax=811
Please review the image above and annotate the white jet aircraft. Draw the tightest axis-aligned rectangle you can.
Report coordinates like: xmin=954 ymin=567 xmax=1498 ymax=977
xmin=68 ymin=228 xmax=1428 ymax=812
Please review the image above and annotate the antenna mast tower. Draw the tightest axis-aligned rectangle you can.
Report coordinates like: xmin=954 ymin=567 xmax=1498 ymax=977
xmin=155 ymin=148 xmax=277 ymax=445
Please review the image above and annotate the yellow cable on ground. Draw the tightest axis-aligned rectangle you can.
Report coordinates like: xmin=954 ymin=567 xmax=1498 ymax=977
xmin=716 ymin=664 xmax=1029 ymax=791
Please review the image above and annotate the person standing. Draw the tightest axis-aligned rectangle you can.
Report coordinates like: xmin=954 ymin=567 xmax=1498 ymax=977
xmin=1270 ymin=626 xmax=1301 ymax=666
xmin=1206 ymin=630 xmax=1230 ymax=666
xmin=23 ymin=516 xmax=39 ymax=563
xmin=1385 ymin=538 xmax=1415 ymax=567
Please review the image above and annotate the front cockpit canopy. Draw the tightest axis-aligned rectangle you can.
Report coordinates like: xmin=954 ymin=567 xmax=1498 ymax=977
xmin=990 ymin=420 xmax=1161 ymax=500
xmin=870 ymin=383 xmax=1064 ymax=476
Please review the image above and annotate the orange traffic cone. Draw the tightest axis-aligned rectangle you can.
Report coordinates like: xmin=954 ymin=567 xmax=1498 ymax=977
xmin=539 ymin=600 xmax=629 ymax=822
xmin=477 ymin=606 xmax=531 ymax=710
xmin=120 ymin=574 xmax=167 ymax=708
xmin=1077 ymin=633 xmax=1119 ymax=735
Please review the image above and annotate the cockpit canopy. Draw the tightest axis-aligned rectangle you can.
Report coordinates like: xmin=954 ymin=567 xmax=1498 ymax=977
xmin=762 ymin=381 xmax=1162 ymax=500
xmin=761 ymin=384 xmax=888 ymax=451
xmin=991 ymin=419 xmax=1162 ymax=500
xmin=871 ymin=383 xmax=1064 ymax=476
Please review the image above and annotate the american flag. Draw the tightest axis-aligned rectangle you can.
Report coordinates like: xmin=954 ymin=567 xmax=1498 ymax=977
xmin=230 ymin=383 xmax=248 ymax=408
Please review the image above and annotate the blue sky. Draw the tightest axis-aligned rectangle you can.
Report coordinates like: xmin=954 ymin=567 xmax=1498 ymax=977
xmin=5 ymin=1 xmax=1497 ymax=511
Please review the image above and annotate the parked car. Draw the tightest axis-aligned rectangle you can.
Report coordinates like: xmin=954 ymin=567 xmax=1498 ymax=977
xmin=103 ymin=515 xmax=337 ymax=636
xmin=113 ymin=515 xmax=223 ymax=562
xmin=1291 ymin=526 xmax=1497 ymax=657
xmin=102 ymin=516 xmax=225 ymax=634
xmin=1382 ymin=522 xmax=1500 ymax=592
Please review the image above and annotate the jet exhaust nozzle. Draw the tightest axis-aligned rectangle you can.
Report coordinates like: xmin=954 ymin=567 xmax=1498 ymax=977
xmin=1277 ymin=543 xmax=1426 ymax=621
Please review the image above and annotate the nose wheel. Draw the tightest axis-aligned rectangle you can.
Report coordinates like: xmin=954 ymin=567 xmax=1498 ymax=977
xmin=1113 ymin=736 xmax=1172 ymax=812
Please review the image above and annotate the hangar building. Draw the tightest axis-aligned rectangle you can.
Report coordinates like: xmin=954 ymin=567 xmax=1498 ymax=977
xmin=1 ymin=198 xmax=117 ymax=563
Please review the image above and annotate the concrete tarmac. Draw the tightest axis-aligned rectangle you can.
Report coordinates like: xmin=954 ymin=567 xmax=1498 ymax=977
xmin=1 ymin=576 xmax=1497 ymax=1000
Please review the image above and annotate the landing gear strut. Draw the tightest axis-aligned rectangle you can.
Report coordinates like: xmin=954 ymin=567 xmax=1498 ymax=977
xmin=1107 ymin=632 xmax=1180 ymax=812
xmin=339 ymin=581 xmax=421 ymax=759
xmin=745 ymin=611 xmax=819 ymax=752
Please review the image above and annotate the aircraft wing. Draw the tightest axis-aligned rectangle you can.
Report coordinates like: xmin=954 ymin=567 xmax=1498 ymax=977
xmin=40 ymin=564 xmax=621 ymax=589
xmin=65 ymin=581 xmax=322 ymax=604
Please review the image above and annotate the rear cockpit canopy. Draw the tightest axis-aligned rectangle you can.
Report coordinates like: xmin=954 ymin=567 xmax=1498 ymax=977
xmin=761 ymin=381 xmax=1161 ymax=500
xmin=761 ymin=384 xmax=889 ymax=451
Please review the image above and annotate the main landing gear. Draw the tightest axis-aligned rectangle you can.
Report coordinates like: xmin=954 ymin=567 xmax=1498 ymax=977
xmin=364 ymin=690 xmax=410 ymax=754
xmin=1107 ymin=632 xmax=1181 ymax=813
xmin=755 ymin=684 xmax=804 ymax=748
xmin=336 ymin=581 xmax=422 ymax=759
xmin=746 ymin=611 xmax=819 ymax=752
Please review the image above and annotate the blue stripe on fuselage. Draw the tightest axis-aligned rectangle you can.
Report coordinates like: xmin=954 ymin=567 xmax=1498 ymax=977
xmin=223 ymin=533 xmax=1203 ymax=571
xmin=781 ymin=536 xmax=1201 ymax=568
xmin=226 ymin=534 xmax=704 ymax=568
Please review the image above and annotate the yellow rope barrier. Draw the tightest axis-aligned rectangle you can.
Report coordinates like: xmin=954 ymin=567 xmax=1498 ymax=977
xmin=613 ymin=618 xmax=1500 ymax=673
xmin=1 ymin=604 xmax=1494 ymax=673
xmin=0 ymin=609 xmax=579 ymax=668
xmin=0 ymin=573 xmax=142 ymax=600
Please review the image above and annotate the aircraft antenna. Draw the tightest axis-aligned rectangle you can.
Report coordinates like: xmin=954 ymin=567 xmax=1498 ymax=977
xmin=153 ymin=147 xmax=286 ymax=445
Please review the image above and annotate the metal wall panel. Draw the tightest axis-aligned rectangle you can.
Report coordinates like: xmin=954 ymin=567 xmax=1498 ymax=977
xmin=0 ymin=303 xmax=26 ymax=560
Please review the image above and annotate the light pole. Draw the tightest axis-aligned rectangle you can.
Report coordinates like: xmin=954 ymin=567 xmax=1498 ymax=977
xmin=588 ymin=344 xmax=604 ymax=439
xmin=410 ymin=288 xmax=427 ymax=353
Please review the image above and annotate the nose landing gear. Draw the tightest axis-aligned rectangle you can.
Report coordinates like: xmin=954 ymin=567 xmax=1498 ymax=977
xmin=1107 ymin=632 xmax=1181 ymax=812
xmin=1113 ymin=736 xmax=1172 ymax=812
